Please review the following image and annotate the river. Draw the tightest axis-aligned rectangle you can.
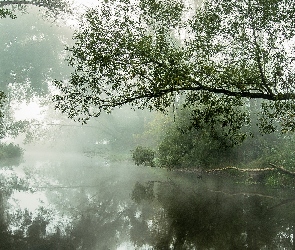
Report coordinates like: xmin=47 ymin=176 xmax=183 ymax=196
xmin=1 ymin=150 xmax=295 ymax=250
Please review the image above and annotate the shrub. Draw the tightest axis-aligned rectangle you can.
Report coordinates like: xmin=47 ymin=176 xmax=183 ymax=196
xmin=132 ymin=146 xmax=155 ymax=167
xmin=0 ymin=143 xmax=23 ymax=166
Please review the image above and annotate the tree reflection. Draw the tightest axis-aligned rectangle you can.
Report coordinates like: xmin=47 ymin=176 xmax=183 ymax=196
xmin=3 ymin=163 xmax=295 ymax=249
xmin=0 ymin=170 xmax=75 ymax=250
xmin=131 ymin=179 xmax=295 ymax=249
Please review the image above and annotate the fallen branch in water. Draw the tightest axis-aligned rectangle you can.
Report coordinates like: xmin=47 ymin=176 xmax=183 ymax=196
xmin=207 ymin=188 xmax=279 ymax=200
xmin=206 ymin=166 xmax=275 ymax=173
xmin=269 ymin=197 xmax=295 ymax=210
xmin=269 ymin=163 xmax=295 ymax=177
xmin=165 ymin=164 xmax=295 ymax=178
xmin=206 ymin=164 xmax=295 ymax=177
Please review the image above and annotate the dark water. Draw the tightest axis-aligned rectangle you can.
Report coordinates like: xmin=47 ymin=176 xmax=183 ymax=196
xmin=1 ymin=152 xmax=295 ymax=250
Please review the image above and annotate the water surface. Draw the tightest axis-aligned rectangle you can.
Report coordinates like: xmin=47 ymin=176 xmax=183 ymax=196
xmin=1 ymin=152 xmax=295 ymax=249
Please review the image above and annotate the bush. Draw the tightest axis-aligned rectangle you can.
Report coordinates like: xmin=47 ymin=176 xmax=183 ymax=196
xmin=132 ymin=146 xmax=155 ymax=167
xmin=0 ymin=143 xmax=23 ymax=166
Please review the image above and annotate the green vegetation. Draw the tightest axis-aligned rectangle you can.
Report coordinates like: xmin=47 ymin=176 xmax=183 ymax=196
xmin=0 ymin=143 xmax=23 ymax=166
xmin=132 ymin=107 xmax=295 ymax=187
xmin=132 ymin=146 xmax=155 ymax=167
xmin=55 ymin=0 xmax=295 ymax=138
xmin=0 ymin=0 xmax=71 ymax=18
xmin=0 ymin=0 xmax=74 ymax=142
xmin=0 ymin=8 xmax=16 ymax=19
xmin=52 ymin=0 xmax=295 ymax=186
xmin=3 ymin=0 xmax=295 ymax=248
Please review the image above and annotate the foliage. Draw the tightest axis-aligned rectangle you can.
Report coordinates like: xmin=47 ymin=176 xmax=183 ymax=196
xmin=0 ymin=85 xmax=30 ymax=141
xmin=134 ymin=112 xmax=170 ymax=148
xmin=55 ymin=0 xmax=295 ymax=138
xmin=0 ymin=8 xmax=16 ymax=19
xmin=134 ymin=105 xmax=295 ymax=170
xmin=0 ymin=0 xmax=72 ymax=19
xmin=0 ymin=93 xmax=6 ymax=138
xmin=0 ymin=8 xmax=73 ymax=95
xmin=153 ymin=107 xmax=243 ymax=169
xmin=0 ymin=97 xmax=30 ymax=141
xmin=0 ymin=1 xmax=74 ymax=142
xmin=0 ymin=143 xmax=23 ymax=166
xmin=132 ymin=146 xmax=155 ymax=167
xmin=0 ymin=143 xmax=23 ymax=159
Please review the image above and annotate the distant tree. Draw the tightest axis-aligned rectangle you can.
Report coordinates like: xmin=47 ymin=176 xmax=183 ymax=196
xmin=0 ymin=143 xmax=23 ymax=166
xmin=0 ymin=5 xmax=15 ymax=138
xmin=54 ymin=0 xmax=295 ymax=139
xmin=132 ymin=146 xmax=155 ymax=167
xmin=0 ymin=0 xmax=73 ymax=140
xmin=0 ymin=0 xmax=71 ymax=17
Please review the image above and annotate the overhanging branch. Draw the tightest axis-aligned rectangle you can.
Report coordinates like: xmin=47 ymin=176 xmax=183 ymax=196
xmin=98 ymin=84 xmax=295 ymax=110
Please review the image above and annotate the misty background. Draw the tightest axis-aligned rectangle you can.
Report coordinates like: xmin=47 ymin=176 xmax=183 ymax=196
xmin=1 ymin=1 xmax=295 ymax=249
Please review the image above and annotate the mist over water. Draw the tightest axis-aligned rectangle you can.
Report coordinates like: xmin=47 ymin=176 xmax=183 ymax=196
xmin=5 ymin=141 xmax=163 ymax=249
xmin=2 ymin=1 xmax=295 ymax=249
xmin=1 ymin=137 xmax=295 ymax=249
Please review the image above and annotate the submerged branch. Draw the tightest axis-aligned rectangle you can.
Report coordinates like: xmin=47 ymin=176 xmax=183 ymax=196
xmin=167 ymin=164 xmax=295 ymax=178
xmin=204 ymin=164 xmax=295 ymax=177
xmin=206 ymin=166 xmax=275 ymax=173
xmin=269 ymin=197 xmax=295 ymax=210
xmin=207 ymin=188 xmax=278 ymax=200
xmin=33 ymin=184 xmax=103 ymax=189
xmin=269 ymin=163 xmax=295 ymax=177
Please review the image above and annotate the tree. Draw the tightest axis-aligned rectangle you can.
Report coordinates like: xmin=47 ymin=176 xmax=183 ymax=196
xmin=0 ymin=0 xmax=73 ymax=140
xmin=132 ymin=146 xmax=155 ymax=167
xmin=0 ymin=10 xmax=73 ymax=93
xmin=0 ymin=3 xmax=15 ymax=137
xmin=0 ymin=142 xmax=24 ymax=166
xmin=0 ymin=0 xmax=71 ymax=18
xmin=54 ymin=0 xmax=295 ymax=137
xmin=0 ymin=0 xmax=73 ymax=93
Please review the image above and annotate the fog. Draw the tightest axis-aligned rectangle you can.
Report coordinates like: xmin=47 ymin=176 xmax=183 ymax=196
xmin=1 ymin=1 xmax=295 ymax=250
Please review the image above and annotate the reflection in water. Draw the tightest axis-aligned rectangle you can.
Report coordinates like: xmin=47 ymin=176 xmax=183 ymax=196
xmin=131 ymin=176 xmax=295 ymax=250
xmin=1 ymin=155 xmax=295 ymax=249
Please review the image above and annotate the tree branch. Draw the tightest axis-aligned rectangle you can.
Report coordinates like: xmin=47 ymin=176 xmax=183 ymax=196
xmin=206 ymin=166 xmax=275 ymax=173
xmin=269 ymin=163 xmax=295 ymax=177
xmin=203 ymin=164 xmax=295 ymax=177
xmin=98 ymin=83 xmax=295 ymax=111
xmin=34 ymin=184 xmax=103 ymax=189
xmin=252 ymin=29 xmax=273 ymax=95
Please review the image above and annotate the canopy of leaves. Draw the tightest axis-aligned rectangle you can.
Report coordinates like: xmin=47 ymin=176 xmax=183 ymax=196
xmin=0 ymin=2 xmax=74 ymax=140
xmin=0 ymin=8 xmax=16 ymax=19
xmin=0 ymin=10 xmax=73 ymax=94
xmin=0 ymin=0 xmax=72 ymax=19
xmin=0 ymin=143 xmax=23 ymax=166
xmin=54 ymin=0 xmax=295 ymax=135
